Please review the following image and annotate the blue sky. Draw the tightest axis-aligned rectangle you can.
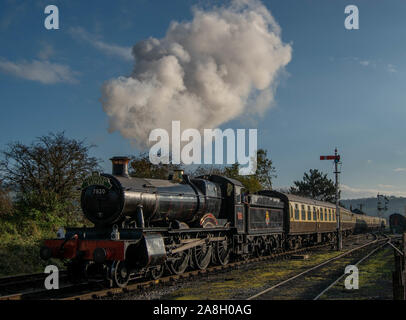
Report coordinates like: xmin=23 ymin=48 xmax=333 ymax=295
xmin=0 ymin=0 xmax=405 ymax=199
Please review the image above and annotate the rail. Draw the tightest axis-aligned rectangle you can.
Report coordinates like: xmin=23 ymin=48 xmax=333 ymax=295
xmin=246 ymin=233 xmax=386 ymax=300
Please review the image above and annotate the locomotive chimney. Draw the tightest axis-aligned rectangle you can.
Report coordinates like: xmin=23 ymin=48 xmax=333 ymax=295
xmin=110 ymin=156 xmax=130 ymax=177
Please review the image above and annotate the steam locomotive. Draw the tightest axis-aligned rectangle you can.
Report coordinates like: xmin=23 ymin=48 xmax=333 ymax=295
xmin=40 ymin=156 xmax=386 ymax=287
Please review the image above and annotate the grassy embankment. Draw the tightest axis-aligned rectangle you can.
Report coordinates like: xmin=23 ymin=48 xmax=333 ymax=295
xmin=0 ymin=213 xmax=76 ymax=277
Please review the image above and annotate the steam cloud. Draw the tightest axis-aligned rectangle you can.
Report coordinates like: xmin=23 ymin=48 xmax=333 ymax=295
xmin=101 ymin=0 xmax=292 ymax=147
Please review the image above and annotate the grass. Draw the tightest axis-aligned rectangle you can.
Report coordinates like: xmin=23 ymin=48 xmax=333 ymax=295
xmin=163 ymin=243 xmax=394 ymax=300
xmin=163 ymin=250 xmax=345 ymax=300
xmin=0 ymin=213 xmax=72 ymax=277
xmin=321 ymin=246 xmax=394 ymax=300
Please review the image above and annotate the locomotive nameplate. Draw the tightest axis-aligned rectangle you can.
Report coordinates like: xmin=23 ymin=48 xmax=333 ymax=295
xmin=81 ymin=174 xmax=112 ymax=190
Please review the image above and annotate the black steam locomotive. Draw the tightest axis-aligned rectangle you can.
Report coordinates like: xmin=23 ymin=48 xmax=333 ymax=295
xmin=40 ymin=156 xmax=384 ymax=287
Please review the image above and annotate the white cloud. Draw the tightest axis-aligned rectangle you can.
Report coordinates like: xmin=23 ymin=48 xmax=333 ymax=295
xmin=387 ymin=63 xmax=397 ymax=73
xmin=0 ymin=58 xmax=79 ymax=84
xmin=38 ymin=43 xmax=55 ymax=60
xmin=377 ymin=184 xmax=394 ymax=189
xmin=359 ymin=60 xmax=370 ymax=66
xmin=341 ymin=184 xmax=406 ymax=199
xmin=69 ymin=27 xmax=132 ymax=61
xmin=367 ymin=160 xmax=372 ymax=164
xmin=101 ymin=0 xmax=292 ymax=147
xmin=394 ymin=168 xmax=406 ymax=172
xmin=337 ymin=57 xmax=396 ymax=73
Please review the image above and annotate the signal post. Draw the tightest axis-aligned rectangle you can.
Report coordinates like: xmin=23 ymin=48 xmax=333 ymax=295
xmin=320 ymin=148 xmax=342 ymax=251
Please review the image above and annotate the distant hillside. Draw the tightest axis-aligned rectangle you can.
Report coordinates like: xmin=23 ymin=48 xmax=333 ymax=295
xmin=341 ymin=196 xmax=406 ymax=220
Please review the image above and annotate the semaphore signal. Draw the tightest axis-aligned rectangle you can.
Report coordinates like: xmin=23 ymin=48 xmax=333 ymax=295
xmin=320 ymin=148 xmax=342 ymax=251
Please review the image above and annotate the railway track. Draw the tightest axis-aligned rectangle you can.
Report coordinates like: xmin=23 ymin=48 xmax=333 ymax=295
xmin=313 ymin=239 xmax=389 ymax=300
xmin=0 ymin=271 xmax=69 ymax=298
xmin=246 ymin=233 xmax=390 ymax=300
xmin=0 ymin=241 xmax=336 ymax=300
xmin=0 ymin=233 xmax=376 ymax=300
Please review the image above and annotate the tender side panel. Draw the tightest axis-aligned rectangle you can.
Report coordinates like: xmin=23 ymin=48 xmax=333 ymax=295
xmin=247 ymin=207 xmax=283 ymax=234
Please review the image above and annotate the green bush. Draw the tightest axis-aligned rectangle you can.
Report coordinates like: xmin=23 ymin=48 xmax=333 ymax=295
xmin=0 ymin=206 xmax=85 ymax=277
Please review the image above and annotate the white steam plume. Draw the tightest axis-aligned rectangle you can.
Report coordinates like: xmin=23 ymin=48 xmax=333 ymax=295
xmin=101 ymin=0 xmax=292 ymax=147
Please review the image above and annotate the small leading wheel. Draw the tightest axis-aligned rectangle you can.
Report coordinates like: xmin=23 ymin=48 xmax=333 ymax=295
xmin=215 ymin=235 xmax=231 ymax=266
xmin=111 ymin=261 xmax=130 ymax=288
xmin=150 ymin=264 xmax=165 ymax=280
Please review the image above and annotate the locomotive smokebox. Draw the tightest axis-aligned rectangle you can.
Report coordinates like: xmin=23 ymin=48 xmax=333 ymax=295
xmin=110 ymin=156 xmax=130 ymax=177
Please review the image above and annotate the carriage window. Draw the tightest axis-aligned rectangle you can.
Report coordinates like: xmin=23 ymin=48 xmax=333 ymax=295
xmin=301 ymin=205 xmax=306 ymax=220
xmin=325 ymin=210 xmax=328 ymax=221
xmin=307 ymin=206 xmax=312 ymax=221
xmin=320 ymin=208 xmax=324 ymax=221
xmin=295 ymin=204 xmax=299 ymax=220
xmin=329 ymin=211 xmax=332 ymax=221
xmin=313 ymin=207 xmax=317 ymax=221
xmin=290 ymin=205 xmax=293 ymax=219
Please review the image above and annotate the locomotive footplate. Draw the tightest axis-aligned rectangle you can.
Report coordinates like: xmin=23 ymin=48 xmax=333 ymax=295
xmin=41 ymin=238 xmax=140 ymax=262
xmin=41 ymin=231 xmax=168 ymax=269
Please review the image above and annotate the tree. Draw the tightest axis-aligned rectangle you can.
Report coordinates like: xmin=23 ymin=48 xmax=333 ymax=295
xmin=129 ymin=149 xmax=276 ymax=193
xmin=255 ymin=149 xmax=276 ymax=189
xmin=0 ymin=132 xmax=100 ymax=213
xmin=129 ymin=152 xmax=182 ymax=179
xmin=190 ymin=149 xmax=276 ymax=193
xmin=289 ymin=169 xmax=337 ymax=203
xmin=0 ymin=182 xmax=13 ymax=216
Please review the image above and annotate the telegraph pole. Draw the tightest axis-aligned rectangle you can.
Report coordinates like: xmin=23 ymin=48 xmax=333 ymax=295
xmin=320 ymin=148 xmax=342 ymax=251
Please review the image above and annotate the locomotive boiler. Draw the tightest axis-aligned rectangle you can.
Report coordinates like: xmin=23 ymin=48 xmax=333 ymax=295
xmin=81 ymin=157 xmax=222 ymax=228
